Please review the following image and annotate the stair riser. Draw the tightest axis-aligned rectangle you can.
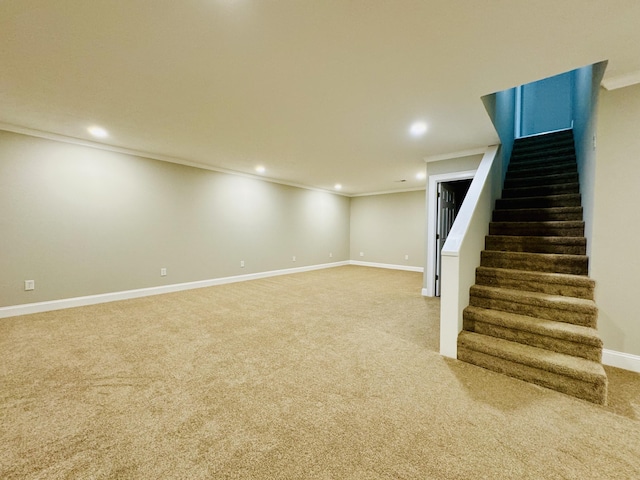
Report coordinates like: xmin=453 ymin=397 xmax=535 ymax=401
xmin=505 ymin=163 xmax=577 ymax=179
xmin=513 ymin=134 xmax=574 ymax=150
xmin=496 ymin=194 xmax=582 ymax=210
xmin=504 ymin=173 xmax=579 ymax=189
xmin=512 ymin=140 xmax=575 ymax=155
xmin=508 ymin=156 xmax=577 ymax=172
xmin=481 ymin=251 xmax=588 ymax=275
xmin=456 ymin=347 xmax=607 ymax=404
xmin=489 ymin=223 xmax=585 ymax=237
xmin=502 ymin=184 xmax=580 ymax=198
xmin=463 ymin=319 xmax=602 ymax=362
xmin=469 ymin=295 xmax=597 ymax=327
xmin=475 ymin=271 xmax=594 ymax=299
xmin=481 ymin=251 xmax=589 ymax=275
xmin=511 ymin=147 xmax=576 ymax=162
xmin=485 ymin=238 xmax=586 ymax=255
xmin=492 ymin=208 xmax=583 ymax=222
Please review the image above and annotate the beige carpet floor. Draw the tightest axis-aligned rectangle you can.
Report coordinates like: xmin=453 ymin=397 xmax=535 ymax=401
xmin=1 ymin=266 xmax=640 ymax=479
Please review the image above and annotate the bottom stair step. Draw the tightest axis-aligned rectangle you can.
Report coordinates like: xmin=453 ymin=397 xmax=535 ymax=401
xmin=457 ymin=331 xmax=608 ymax=405
xmin=463 ymin=306 xmax=603 ymax=361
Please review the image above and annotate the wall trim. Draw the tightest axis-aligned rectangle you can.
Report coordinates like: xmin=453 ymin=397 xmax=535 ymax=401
xmin=349 ymin=187 xmax=426 ymax=198
xmin=0 ymin=123 xmax=350 ymax=197
xmin=602 ymin=349 xmax=640 ymax=373
xmin=0 ymin=261 xmax=350 ymax=319
xmin=601 ymin=70 xmax=640 ymax=91
xmin=349 ymin=261 xmax=424 ymax=272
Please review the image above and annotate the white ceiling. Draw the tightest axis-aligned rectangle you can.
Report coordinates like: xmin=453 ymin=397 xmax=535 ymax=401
xmin=2 ymin=0 xmax=640 ymax=195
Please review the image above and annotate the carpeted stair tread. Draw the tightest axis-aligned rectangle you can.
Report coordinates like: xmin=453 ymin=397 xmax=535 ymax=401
xmin=502 ymin=183 xmax=580 ymax=198
xmin=481 ymin=250 xmax=588 ymax=275
xmin=489 ymin=220 xmax=584 ymax=237
xmin=505 ymin=161 xmax=578 ymax=179
xmin=457 ymin=332 xmax=607 ymax=405
xmin=469 ymin=285 xmax=597 ymax=327
xmin=512 ymin=132 xmax=574 ymax=150
xmin=507 ymin=155 xmax=578 ymax=175
xmin=504 ymin=172 xmax=578 ymax=189
xmin=495 ymin=193 xmax=582 ymax=210
xmin=485 ymin=235 xmax=586 ymax=255
xmin=510 ymin=153 xmax=576 ymax=167
xmin=511 ymin=145 xmax=576 ymax=162
xmin=475 ymin=267 xmax=594 ymax=299
xmin=463 ymin=306 xmax=602 ymax=361
xmin=492 ymin=207 xmax=583 ymax=222
xmin=458 ymin=332 xmax=606 ymax=382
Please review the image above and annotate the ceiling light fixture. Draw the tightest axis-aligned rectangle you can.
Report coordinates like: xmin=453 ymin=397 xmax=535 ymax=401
xmin=409 ymin=121 xmax=428 ymax=137
xmin=416 ymin=172 xmax=426 ymax=180
xmin=88 ymin=126 xmax=108 ymax=138
xmin=255 ymin=165 xmax=266 ymax=174
xmin=334 ymin=184 xmax=342 ymax=190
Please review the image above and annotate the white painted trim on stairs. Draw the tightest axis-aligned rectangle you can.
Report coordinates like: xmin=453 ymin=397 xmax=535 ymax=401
xmin=602 ymin=349 xmax=640 ymax=373
xmin=0 ymin=261 xmax=350 ymax=319
xmin=601 ymin=70 xmax=640 ymax=91
xmin=349 ymin=261 xmax=424 ymax=273
xmin=439 ymin=145 xmax=501 ymax=359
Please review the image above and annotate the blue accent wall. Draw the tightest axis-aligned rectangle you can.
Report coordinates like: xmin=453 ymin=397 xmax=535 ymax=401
xmin=520 ymin=71 xmax=574 ymax=136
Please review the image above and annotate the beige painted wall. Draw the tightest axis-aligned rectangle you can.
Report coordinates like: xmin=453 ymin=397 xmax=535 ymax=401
xmin=0 ymin=131 xmax=350 ymax=307
xmin=349 ymin=190 xmax=425 ymax=268
xmin=591 ymin=84 xmax=640 ymax=356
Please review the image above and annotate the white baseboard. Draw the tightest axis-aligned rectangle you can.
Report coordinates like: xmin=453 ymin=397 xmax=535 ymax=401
xmin=602 ymin=349 xmax=640 ymax=373
xmin=0 ymin=261 xmax=350 ymax=319
xmin=349 ymin=260 xmax=424 ymax=273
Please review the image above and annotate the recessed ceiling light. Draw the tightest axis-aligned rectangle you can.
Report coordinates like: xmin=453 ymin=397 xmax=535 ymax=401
xmin=416 ymin=172 xmax=426 ymax=180
xmin=255 ymin=165 xmax=266 ymax=174
xmin=409 ymin=121 xmax=428 ymax=137
xmin=88 ymin=126 xmax=108 ymax=138
xmin=334 ymin=184 xmax=342 ymax=190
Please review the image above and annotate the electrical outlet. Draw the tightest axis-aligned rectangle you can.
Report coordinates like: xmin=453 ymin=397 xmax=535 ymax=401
xmin=240 ymin=260 xmax=245 ymax=268
xmin=329 ymin=252 xmax=333 ymax=258
xmin=292 ymin=256 xmax=296 ymax=262
xmin=24 ymin=280 xmax=35 ymax=291
xmin=359 ymin=252 xmax=364 ymax=257
xmin=405 ymin=254 xmax=409 ymax=260
xmin=160 ymin=268 xmax=167 ymax=276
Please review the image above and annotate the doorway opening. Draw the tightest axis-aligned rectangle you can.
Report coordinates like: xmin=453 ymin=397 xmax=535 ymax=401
xmin=434 ymin=179 xmax=472 ymax=296
xmin=424 ymin=170 xmax=475 ymax=298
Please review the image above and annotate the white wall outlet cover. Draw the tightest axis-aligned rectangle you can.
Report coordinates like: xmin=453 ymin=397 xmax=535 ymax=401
xmin=24 ymin=280 xmax=35 ymax=291
xmin=359 ymin=252 xmax=364 ymax=257
xmin=160 ymin=268 xmax=167 ymax=276
xmin=292 ymin=256 xmax=296 ymax=262
xmin=240 ymin=260 xmax=245 ymax=268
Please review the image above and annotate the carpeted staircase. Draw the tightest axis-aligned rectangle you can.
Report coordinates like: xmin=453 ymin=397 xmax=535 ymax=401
xmin=457 ymin=129 xmax=608 ymax=405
